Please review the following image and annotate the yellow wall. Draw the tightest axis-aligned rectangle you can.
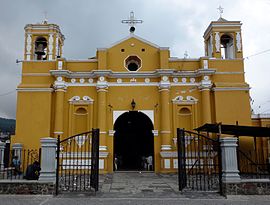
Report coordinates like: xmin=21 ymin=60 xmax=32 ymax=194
xmin=13 ymin=19 xmax=264 ymax=173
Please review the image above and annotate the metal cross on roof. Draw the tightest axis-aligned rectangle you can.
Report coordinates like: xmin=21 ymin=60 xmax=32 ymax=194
xmin=121 ymin=11 xmax=143 ymax=33
xmin=43 ymin=11 xmax=48 ymax=24
xmin=217 ymin=5 xmax=224 ymax=18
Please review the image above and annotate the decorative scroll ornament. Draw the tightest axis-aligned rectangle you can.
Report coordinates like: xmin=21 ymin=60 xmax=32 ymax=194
xmin=55 ymin=34 xmax=59 ymax=58
xmin=96 ymin=76 xmax=108 ymax=90
xmin=159 ymin=76 xmax=171 ymax=90
xmin=236 ymin=32 xmax=242 ymax=52
xmin=58 ymin=61 xmax=63 ymax=70
xmin=26 ymin=34 xmax=32 ymax=54
xmin=215 ymin=32 xmax=220 ymax=52
xmin=48 ymin=34 xmax=54 ymax=60
xmin=199 ymin=75 xmax=212 ymax=89
xmin=54 ymin=76 xmax=66 ymax=90
xmin=69 ymin=96 xmax=94 ymax=104
xmin=203 ymin=60 xmax=208 ymax=69
xmin=210 ymin=34 xmax=213 ymax=55
xmin=75 ymin=134 xmax=88 ymax=148
xmin=172 ymin=95 xmax=198 ymax=104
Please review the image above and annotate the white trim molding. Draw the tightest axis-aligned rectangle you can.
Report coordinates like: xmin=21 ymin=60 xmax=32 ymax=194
xmin=99 ymin=146 xmax=107 ymax=151
xmin=160 ymin=151 xmax=177 ymax=158
xmin=17 ymin=88 xmax=54 ymax=92
xmin=212 ymin=87 xmax=250 ymax=91
xmin=109 ymin=130 xmax=115 ymax=136
xmin=251 ymin=114 xmax=270 ymax=119
xmin=161 ymin=145 xmax=172 ymax=151
xmin=152 ymin=130 xmax=158 ymax=136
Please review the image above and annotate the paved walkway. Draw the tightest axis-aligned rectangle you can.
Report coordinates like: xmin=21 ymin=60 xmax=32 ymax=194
xmin=1 ymin=172 xmax=270 ymax=204
xmin=96 ymin=172 xmax=222 ymax=199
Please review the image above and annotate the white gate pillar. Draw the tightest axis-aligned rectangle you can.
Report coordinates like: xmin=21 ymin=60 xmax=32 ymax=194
xmin=39 ymin=137 xmax=57 ymax=182
xmin=220 ymin=137 xmax=240 ymax=182
xmin=12 ymin=143 xmax=23 ymax=162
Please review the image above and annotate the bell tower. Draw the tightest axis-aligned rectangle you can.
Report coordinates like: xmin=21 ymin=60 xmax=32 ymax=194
xmin=203 ymin=15 xmax=243 ymax=59
xmin=24 ymin=20 xmax=65 ymax=61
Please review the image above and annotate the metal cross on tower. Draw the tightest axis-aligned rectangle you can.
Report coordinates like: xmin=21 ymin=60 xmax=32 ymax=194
xmin=121 ymin=11 xmax=143 ymax=33
xmin=217 ymin=5 xmax=224 ymax=18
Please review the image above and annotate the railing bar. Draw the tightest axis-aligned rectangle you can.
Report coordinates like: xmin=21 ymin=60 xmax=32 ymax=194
xmin=60 ymin=131 xmax=92 ymax=143
xmin=189 ymin=133 xmax=192 ymax=189
xmin=203 ymin=138 xmax=206 ymax=191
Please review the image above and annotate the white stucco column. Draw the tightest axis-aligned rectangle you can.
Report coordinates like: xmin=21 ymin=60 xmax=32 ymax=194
xmin=39 ymin=137 xmax=57 ymax=182
xmin=0 ymin=142 xmax=5 ymax=169
xmin=12 ymin=143 xmax=23 ymax=162
xmin=220 ymin=137 xmax=240 ymax=183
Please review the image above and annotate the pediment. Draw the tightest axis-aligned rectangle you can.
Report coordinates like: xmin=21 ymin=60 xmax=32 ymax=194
xmin=103 ymin=34 xmax=163 ymax=72
xmin=107 ymin=34 xmax=160 ymax=49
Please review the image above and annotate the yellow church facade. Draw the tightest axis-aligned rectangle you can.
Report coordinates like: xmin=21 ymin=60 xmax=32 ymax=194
xmin=13 ymin=16 xmax=265 ymax=173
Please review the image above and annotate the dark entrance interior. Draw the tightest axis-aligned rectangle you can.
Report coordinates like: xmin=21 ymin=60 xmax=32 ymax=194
xmin=114 ymin=111 xmax=154 ymax=171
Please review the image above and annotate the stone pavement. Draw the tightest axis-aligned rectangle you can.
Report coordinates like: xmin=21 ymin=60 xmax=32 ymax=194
xmin=1 ymin=172 xmax=270 ymax=204
xmin=97 ymin=172 xmax=183 ymax=198
xmin=96 ymin=172 xmax=222 ymax=199
xmin=1 ymin=194 xmax=270 ymax=205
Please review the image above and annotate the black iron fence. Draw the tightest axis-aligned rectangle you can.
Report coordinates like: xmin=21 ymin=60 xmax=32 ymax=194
xmin=0 ymin=148 xmax=41 ymax=180
xmin=55 ymin=129 xmax=99 ymax=195
xmin=238 ymin=136 xmax=270 ymax=179
xmin=177 ymin=128 xmax=222 ymax=192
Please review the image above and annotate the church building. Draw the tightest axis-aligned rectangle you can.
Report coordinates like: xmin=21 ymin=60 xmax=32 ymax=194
xmin=13 ymin=12 xmax=269 ymax=173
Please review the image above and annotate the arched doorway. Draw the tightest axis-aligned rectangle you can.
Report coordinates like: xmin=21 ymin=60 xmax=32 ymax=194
xmin=114 ymin=111 xmax=154 ymax=171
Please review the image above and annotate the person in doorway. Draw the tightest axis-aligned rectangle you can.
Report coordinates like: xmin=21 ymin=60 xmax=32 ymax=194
xmin=114 ymin=155 xmax=118 ymax=171
xmin=24 ymin=161 xmax=41 ymax=180
xmin=141 ymin=156 xmax=147 ymax=170
xmin=146 ymin=155 xmax=153 ymax=171
xmin=11 ymin=155 xmax=21 ymax=176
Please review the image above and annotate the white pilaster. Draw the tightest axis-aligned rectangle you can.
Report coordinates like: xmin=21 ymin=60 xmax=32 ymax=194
xmin=0 ymin=142 xmax=5 ymax=169
xmin=39 ymin=137 xmax=57 ymax=182
xmin=220 ymin=137 xmax=240 ymax=183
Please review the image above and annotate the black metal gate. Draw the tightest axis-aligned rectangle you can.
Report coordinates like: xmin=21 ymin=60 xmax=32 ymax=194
xmin=56 ymin=129 xmax=99 ymax=195
xmin=177 ymin=128 xmax=222 ymax=192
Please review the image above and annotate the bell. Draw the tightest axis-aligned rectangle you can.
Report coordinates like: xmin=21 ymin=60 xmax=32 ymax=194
xmin=35 ymin=43 xmax=45 ymax=56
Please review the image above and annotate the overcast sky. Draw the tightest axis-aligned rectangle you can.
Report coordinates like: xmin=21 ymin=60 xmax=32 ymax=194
xmin=0 ymin=0 xmax=270 ymax=119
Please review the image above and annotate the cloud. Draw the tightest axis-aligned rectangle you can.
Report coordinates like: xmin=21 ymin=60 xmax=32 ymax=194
xmin=0 ymin=0 xmax=269 ymax=118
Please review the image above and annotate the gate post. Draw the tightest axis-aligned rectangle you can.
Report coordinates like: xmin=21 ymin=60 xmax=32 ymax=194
xmin=12 ymin=143 xmax=23 ymax=162
xmin=0 ymin=142 xmax=5 ymax=169
xmin=220 ymin=137 xmax=240 ymax=182
xmin=39 ymin=137 xmax=57 ymax=182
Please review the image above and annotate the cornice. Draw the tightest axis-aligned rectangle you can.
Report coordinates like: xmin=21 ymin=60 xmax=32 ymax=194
xmin=212 ymin=87 xmax=250 ymax=91
xmin=50 ymin=68 xmax=216 ymax=79
xmin=252 ymin=114 xmax=270 ymax=119
xmin=17 ymin=88 xmax=53 ymax=92
xmin=203 ymin=21 xmax=242 ymax=38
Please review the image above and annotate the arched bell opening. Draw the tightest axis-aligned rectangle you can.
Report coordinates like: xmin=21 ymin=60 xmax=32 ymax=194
xmin=113 ymin=111 xmax=154 ymax=171
xmin=35 ymin=37 xmax=47 ymax=60
xmin=220 ymin=34 xmax=234 ymax=59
